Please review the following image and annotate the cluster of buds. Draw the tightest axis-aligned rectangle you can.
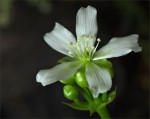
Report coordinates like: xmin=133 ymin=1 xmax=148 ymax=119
xmin=60 ymin=58 xmax=116 ymax=116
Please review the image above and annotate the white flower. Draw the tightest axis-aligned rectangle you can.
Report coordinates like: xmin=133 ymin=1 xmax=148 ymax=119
xmin=36 ymin=6 xmax=142 ymax=98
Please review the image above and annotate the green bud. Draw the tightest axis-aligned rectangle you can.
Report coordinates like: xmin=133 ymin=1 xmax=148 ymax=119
xmin=75 ymin=71 xmax=88 ymax=88
xmin=63 ymin=85 xmax=78 ymax=101
xmin=60 ymin=77 xmax=75 ymax=84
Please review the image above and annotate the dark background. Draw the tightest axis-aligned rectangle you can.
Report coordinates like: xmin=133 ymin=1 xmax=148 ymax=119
xmin=0 ymin=0 xmax=149 ymax=118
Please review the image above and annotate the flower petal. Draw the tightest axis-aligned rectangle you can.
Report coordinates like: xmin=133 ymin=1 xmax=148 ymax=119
xmin=94 ymin=34 xmax=142 ymax=60
xmin=85 ymin=63 xmax=112 ymax=98
xmin=76 ymin=5 xmax=98 ymax=38
xmin=36 ymin=61 xmax=80 ymax=86
xmin=44 ymin=22 xmax=76 ymax=56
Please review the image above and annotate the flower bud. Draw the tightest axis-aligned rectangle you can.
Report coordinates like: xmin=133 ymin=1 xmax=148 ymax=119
xmin=60 ymin=77 xmax=75 ymax=84
xmin=75 ymin=71 xmax=88 ymax=88
xmin=63 ymin=85 xmax=78 ymax=101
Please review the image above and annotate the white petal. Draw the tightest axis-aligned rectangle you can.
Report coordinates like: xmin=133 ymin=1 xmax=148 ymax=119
xmin=85 ymin=63 xmax=112 ymax=98
xmin=94 ymin=34 xmax=142 ymax=60
xmin=76 ymin=6 xmax=98 ymax=38
xmin=44 ymin=22 xmax=76 ymax=56
xmin=36 ymin=61 xmax=80 ymax=86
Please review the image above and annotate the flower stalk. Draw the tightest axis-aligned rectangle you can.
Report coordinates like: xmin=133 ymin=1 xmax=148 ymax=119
xmin=97 ymin=106 xmax=111 ymax=119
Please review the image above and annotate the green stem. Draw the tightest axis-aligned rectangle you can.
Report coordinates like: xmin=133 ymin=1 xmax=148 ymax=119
xmin=96 ymin=106 xmax=111 ymax=119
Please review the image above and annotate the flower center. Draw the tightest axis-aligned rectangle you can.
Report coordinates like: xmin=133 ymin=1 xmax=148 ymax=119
xmin=68 ymin=36 xmax=101 ymax=64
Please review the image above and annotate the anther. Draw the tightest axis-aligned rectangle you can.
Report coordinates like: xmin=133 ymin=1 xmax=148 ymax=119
xmin=68 ymin=42 xmax=73 ymax=46
xmin=97 ymin=38 xmax=101 ymax=42
xmin=95 ymin=38 xmax=101 ymax=50
xmin=68 ymin=51 xmax=72 ymax=54
xmin=92 ymin=38 xmax=101 ymax=57
xmin=77 ymin=44 xmax=81 ymax=51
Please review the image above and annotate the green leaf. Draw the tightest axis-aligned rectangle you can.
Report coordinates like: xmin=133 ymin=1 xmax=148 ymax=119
xmin=58 ymin=57 xmax=76 ymax=63
xmin=63 ymin=102 xmax=89 ymax=111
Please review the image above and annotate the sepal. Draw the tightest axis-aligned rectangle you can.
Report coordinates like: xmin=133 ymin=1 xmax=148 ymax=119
xmin=94 ymin=59 xmax=112 ymax=68
xmin=105 ymin=89 xmax=116 ymax=105
xmin=58 ymin=56 xmax=76 ymax=63
xmin=60 ymin=77 xmax=75 ymax=84
xmin=89 ymin=99 xmax=101 ymax=116
xmin=63 ymin=102 xmax=89 ymax=111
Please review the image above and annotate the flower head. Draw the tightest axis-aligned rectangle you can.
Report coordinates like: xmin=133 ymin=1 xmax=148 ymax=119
xmin=36 ymin=6 xmax=142 ymax=98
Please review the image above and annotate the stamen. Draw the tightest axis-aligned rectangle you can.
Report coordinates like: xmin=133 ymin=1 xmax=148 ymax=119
xmin=88 ymin=46 xmax=94 ymax=57
xmin=97 ymin=38 xmax=101 ymax=42
xmin=95 ymin=38 xmax=101 ymax=49
xmin=92 ymin=38 xmax=101 ymax=56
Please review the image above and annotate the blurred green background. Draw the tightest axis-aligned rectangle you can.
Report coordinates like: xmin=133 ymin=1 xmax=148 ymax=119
xmin=0 ymin=0 xmax=149 ymax=118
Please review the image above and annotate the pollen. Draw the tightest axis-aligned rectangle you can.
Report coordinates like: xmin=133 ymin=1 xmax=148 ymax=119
xmin=97 ymin=38 xmax=101 ymax=42
xmin=68 ymin=51 xmax=72 ymax=54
